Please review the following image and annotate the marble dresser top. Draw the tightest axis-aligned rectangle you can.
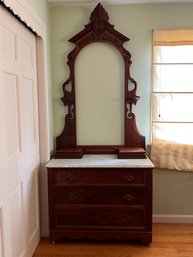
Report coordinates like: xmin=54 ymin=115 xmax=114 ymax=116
xmin=46 ymin=154 xmax=154 ymax=168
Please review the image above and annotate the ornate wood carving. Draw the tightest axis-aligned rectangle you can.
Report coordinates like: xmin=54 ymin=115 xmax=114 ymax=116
xmin=48 ymin=166 xmax=153 ymax=244
xmin=55 ymin=188 xmax=144 ymax=205
xmin=56 ymin=209 xmax=145 ymax=228
xmin=55 ymin=3 xmax=146 ymax=159
xmin=54 ymin=168 xmax=146 ymax=185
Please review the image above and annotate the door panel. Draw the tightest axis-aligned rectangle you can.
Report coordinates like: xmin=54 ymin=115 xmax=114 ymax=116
xmin=0 ymin=207 xmax=5 ymax=257
xmin=20 ymin=78 xmax=35 ymax=150
xmin=23 ymin=172 xmax=39 ymax=243
xmin=10 ymin=187 xmax=25 ymax=257
xmin=0 ymin=7 xmax=40 ymax=257
xmin=1 ymin=24 xmax=16 ymax=60
xmin=3 ymin=73 xmax=20 ymax=156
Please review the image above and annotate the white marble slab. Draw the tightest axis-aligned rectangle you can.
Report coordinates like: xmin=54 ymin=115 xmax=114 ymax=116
xmin=46 ymin=154 xmax=154 ymax=168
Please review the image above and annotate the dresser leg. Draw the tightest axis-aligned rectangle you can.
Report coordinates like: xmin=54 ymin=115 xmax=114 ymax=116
xmin=141 ymin=237 xmax=152 ymax=245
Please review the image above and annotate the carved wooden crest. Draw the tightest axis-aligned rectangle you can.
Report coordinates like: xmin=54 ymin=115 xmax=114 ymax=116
xmin=55 ymin=3 xmax=146 ymax=159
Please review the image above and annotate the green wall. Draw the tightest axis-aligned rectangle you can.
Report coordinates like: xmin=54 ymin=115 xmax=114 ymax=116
xmin=49 ymin=3 xmax=193 ymax=217
xmin=27 ymin=0 xmax=48 ymax=23
xmin=27 ymin=0 xmax=54 ymax=153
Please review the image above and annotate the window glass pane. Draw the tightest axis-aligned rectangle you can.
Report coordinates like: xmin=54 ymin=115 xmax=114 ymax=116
xmin=153 ymin=64 xmax=193 ymax=92
xmin=152 ymin=31 xmax=193 ymax=146
xmin=152 ymin=93 xmax=193 ymax=122
xmin=153 ymin=45 xmax=193 ymax=63
xmin=152 ymin=123 xmax=193 ymax=145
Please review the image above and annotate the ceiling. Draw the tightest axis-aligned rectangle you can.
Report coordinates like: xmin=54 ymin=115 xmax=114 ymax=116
xmin=47 ymin=0 xmax=193 ymax=5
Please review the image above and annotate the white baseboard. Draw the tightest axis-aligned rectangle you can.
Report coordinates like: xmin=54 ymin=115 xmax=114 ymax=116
xmin=153 ymin=215 xmax=193 ymax=224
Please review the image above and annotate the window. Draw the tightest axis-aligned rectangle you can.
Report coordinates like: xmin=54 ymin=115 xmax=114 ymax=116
xmin=151 ymin=29 xmax=193 ymax=171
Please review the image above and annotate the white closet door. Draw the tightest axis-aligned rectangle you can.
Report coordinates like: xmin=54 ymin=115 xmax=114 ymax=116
xmin=0 ymin=6 xmax=40 ymax=257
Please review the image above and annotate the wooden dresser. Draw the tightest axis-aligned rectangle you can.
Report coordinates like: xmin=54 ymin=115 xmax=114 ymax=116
xmin=46 ymin=155 xmax=153 ymax=244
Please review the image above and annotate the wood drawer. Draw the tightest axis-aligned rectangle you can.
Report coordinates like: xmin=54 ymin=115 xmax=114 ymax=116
xmin=54 ymin=206 xmax=146 ymax=230
xmin=54 ymin=186 xmax=145 ymax=205
xmin=47 ymin=165 xmax=153 ymax=244
xmin=51 ymin=168 xmax=147 ymax=186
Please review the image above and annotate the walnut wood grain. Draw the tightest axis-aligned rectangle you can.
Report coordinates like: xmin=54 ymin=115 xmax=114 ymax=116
xmin=55 ymin=3 xmax=146 ymax=159
xmin=48 ymin=166 xmax=152 ymax=244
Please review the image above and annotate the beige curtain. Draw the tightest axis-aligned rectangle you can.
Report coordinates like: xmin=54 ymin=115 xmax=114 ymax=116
xmin=153 ymin=29 xmax=193 ymax=46
xmin=151 ymin=139 xmax=193 ymax=172
xmin=151 ymin=29 xmax=193 ymax=172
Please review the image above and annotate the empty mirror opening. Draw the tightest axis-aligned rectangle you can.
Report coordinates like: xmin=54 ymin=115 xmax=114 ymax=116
xmin=75 ymin=42 xmax=124 ymax=145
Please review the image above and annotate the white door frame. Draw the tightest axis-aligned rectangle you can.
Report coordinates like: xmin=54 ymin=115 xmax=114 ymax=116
xmin=2 ymin=0 xmax=50 ymax=236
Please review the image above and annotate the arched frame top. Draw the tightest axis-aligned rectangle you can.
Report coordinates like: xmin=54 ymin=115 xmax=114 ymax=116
xmin=55 ymin=3 xmax=146 ymax=159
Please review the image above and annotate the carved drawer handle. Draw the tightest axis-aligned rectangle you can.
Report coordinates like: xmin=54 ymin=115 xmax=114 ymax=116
xmin=65 ymin=193 xmax=79 ymax=202
xmin=122 ymin=175 xmax=135 ymax=184
xmin=66 ymin=175 xmax=77 ymax=184
xmin=123 ymin=193 xmax=135 ymax=202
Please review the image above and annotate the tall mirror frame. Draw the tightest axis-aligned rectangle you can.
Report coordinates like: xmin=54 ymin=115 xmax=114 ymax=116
xmin=55 ymin=3 xmax=146 ymax=159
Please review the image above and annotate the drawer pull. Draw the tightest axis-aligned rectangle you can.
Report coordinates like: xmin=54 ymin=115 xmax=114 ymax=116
xmin=65 ymin=193 xmax=79 ymax=202
xmin=123 ymin=193 xmax=135 ymax=202
xmin=122 ymin=175 xmax=135 ymax=184
xmin=66 ymin=175 xmax=77 ymax=184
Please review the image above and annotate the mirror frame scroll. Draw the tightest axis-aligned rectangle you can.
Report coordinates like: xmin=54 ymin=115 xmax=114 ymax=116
xmin=55 ymin=3 xmax=146 ymax=159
